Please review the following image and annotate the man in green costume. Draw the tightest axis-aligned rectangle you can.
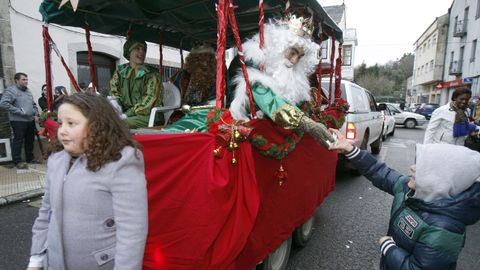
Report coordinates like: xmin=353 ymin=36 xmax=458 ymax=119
xmin=110 ymin=38 xmax=163 ymax=128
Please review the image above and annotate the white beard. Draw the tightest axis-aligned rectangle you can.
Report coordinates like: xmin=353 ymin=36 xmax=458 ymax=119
xmin=229 ymin=61 xmax=312 ymax=121
xmin=230 ymin=53 xmax=313 ymax=121
xmin=229 ymin=23 xmax=318 ymax=121
xmin=265 ymin=57 xmax=312 ymax=104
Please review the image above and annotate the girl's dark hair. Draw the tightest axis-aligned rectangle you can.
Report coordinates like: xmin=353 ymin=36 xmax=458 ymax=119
xmin=451 ymin=88 xmax=472 ymax=101
xmin=48 ymin=93 xmax=141 ymax=171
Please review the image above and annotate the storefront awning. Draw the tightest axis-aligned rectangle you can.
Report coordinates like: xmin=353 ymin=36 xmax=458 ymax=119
xmin=435 ymin=77 xmax=473 ymax=89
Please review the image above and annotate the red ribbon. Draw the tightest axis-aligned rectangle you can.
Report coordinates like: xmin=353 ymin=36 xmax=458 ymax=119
xmin=85 ymin=22 xmax=97 ymax=93
xmin=42 ymin=24 xmax=53 ymax=112
xmin=228 ymin=3 xmax=257 ymax=118
xmin=328 ymin=36 xmax=336 ymax=108
xmin=335 ymin=46 xmax=343 ymax=100
xmin=259 ymin=0 xmax=264 ymax=50
xmin=215 ymin=0 xmax=228 ymax=109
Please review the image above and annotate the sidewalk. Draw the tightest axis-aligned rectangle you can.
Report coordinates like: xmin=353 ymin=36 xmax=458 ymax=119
xmin=0 ymin=163 xmax=46 ymax=206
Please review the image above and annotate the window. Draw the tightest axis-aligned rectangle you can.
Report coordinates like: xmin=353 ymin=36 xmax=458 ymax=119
xmin=350 ymin=85 xmax=369 ymax=112
xmin=472 ymin=39 xmax=477 ymax=62
xmin=432 ymin=34 xmax=437 ymax=44
xmin=430 ymin=60 xmax=434 ymax=71
xmin=148 ymin=64 xmax=181 ymax=82
xmin=342 ymin=45 xmax=352 ymax=66
xmin=366 ymin=92 xmax=377 ymax=112
xmin=460 ymin=46 xmax=465 ymax=62
xmin=77 ymin=52 xmax=116 ymax=96
xmin=321 ymin=41 xmax=328 ymax=60
xmin=477 ymin=0 xmax=480 ymax=19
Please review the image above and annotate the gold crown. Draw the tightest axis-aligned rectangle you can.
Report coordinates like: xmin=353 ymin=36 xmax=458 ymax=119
xmin=285 ymin=14 xmax=314 ymax=38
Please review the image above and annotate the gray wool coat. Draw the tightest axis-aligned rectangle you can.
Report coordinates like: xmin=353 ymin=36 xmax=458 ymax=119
xmin=30 ymin=146 xmax=148 ymax=270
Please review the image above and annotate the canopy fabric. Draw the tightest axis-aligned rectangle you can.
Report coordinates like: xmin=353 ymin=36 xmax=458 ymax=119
xmin=39 ymin=0 xmax=343 ymax=50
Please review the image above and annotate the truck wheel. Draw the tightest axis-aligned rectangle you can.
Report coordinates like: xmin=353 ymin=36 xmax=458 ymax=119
xmin=259 ymin=237 xmax=292 ymax=270
xmin=293 ymin=215 xmax=315 ymax=247
xmin=389 ymin=126 xmax=395 ymax=136
xmin=404 ymin=119 xmax=417 ymax=129
xmin=360 ymin=133 xmax=369 ymax=150
xmin=371 ymin=134 xmax=382 ymax=155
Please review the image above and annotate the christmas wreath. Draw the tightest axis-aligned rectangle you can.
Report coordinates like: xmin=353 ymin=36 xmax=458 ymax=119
xmin=311 ymin=98 xmax=349 ymax=129
xmin=206 ymin=108 xmax=304 ymax=160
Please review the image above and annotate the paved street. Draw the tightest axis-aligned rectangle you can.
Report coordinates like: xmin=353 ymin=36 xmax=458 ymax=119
xmin=1 ymin=125 xmax=480 ymax=269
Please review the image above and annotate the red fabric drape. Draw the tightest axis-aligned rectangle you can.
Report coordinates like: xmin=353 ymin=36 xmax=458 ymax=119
xmin=228 ymin=4 xmax=257 ymax=118
xmin=138 ymin=133 xmax=259 ymax=269
xmin=85 ymin=23 xmax=97 ymax=92
xmin=136 ymin=120 xmax=337 ymax=269
xmin=215 ymin=0 xmax=228 ymax=109
xmin=42 ymin=24 xmax=53 ymax=111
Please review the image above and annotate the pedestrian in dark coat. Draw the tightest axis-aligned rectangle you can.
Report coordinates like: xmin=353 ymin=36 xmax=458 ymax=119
xmin=0 ymin=72 xmax=38 ymax=168
xmin=329 ymin=129 xmax=480 ymax=270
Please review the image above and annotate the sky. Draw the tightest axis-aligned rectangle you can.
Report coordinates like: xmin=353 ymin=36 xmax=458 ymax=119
xmin=318 ymin=0 xmax=454 ymax=67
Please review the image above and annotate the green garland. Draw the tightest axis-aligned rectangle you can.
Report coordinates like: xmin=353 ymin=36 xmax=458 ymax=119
xmin=39 ymin=111 xmax=57 ymax=127
xmin=205 ymin=108 xmax=305 ymax=159
xmin=250 ymin=129 xmax=304 ymax=160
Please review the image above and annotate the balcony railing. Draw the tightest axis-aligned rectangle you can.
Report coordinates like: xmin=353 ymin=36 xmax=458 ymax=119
xmin=449 ymin=60 xmax=463 ymax=75
xmin=453 ymin=20 xmax=467 ymax=37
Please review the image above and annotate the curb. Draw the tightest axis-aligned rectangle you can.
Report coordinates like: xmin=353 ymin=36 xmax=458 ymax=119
xmin=0 ymin=188 xmax=44 ymax=206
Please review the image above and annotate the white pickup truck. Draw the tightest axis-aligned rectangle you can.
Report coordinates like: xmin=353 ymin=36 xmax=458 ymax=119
xmin=321 ymin=79 xmax=384 ymax=154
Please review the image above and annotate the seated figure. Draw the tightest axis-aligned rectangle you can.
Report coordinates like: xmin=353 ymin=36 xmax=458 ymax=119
xmin=110 ymin=38 xmax=164 ymax=128
xmin=171 ymin=43 xmax=216 ymax=106
xmin=163 ymin=14 xmax=334 ymax=148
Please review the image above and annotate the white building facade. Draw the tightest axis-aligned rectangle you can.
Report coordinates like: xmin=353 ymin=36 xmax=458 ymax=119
xmin=324 ymin=4 xmax=358 ymax=81
xmin=441 ymin=0 xmax=480 ymax=104
xmin=411 ymin=14 xmax=449 ymax=104
xmin=1 ymin=0 xmax=182 ymax=102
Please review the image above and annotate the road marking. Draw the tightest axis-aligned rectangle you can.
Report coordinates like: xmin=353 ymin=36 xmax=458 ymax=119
xmin=379 ymin=146 xmax=388 ymax=162
xmin=383 ymin=142 xmax=407 ymax=148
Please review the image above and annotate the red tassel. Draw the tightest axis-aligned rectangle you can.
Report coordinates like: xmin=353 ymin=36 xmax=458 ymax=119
xmin=274 ymin=163 xmax=288 ymax=186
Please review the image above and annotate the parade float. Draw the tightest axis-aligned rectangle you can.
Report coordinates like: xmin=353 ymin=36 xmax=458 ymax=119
xmin=38 ymin=0 xmax=346 ymax=269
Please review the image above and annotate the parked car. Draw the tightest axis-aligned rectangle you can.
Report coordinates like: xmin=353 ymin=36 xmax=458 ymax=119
xmin=383 ymin=103 xmax=427 ymax=128
xmin=321 ymin=79 xmax=384 ymax=154
xmin=406 ymin=103 xmax=421 ymax=112
xmin=415 ymin=103 xmax=440 ymax=119
xmin=379 ymin=104 xmax=396 ymax=140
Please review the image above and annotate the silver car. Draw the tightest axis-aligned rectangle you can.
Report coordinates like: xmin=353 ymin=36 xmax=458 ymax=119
xmin=384 ymin=103 xmax=427 ymax=129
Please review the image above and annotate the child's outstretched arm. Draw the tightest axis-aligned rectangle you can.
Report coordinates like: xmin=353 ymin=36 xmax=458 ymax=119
xmin=328 ymin=129 xmax=404 ymax=195
xmin=379 ymin=235 xmax=458 ymax=270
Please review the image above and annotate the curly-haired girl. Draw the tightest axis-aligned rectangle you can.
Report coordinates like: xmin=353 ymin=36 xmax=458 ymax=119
xmin=28 ymin=93 xmax=148 ymax=270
